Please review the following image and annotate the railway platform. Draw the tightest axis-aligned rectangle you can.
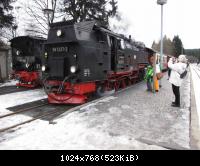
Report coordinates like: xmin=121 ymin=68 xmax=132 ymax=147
xmin=63 ymin=71 xmax=191 ymax=150
xmin=0 ymin=66 xmax=199 ymax=150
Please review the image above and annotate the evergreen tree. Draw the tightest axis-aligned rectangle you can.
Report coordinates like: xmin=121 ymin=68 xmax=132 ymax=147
xmin=151 ymin=35 xmax=175 ymax=56
xmin=172 ymin=35 xmax=184 ymax=57
xmin=63 ymin=0 xmax=118 ymax=26
xmin=185 ymin=48 xmax=200 ymax=60
xmin=0 ymin=0 xmax=15 ymax=28
xmin=151 ymin=40 xmax=158 ymax=51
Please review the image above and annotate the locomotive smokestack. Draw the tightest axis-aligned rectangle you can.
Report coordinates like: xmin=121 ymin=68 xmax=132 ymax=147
xmin=129 ymin=35 xmax=131 ymax=40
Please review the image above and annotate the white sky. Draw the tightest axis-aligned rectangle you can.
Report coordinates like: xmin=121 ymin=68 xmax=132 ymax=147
xmin=13 ymin=0 xmax=200 ymax=49
xmin=117 ymin=0 xmax=200 ymax=49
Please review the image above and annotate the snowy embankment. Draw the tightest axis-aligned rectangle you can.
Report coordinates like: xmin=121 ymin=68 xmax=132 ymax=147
xmin=190 ymin=64 xmax=200 ymax=128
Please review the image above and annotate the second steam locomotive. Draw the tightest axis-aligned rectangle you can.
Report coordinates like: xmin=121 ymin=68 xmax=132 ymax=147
xmin=10 ymin=36 xmax=46 ymax=88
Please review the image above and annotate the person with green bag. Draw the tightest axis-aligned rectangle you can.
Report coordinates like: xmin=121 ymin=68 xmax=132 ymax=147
xmin=144 ymin=65 xmax=154 ymax=91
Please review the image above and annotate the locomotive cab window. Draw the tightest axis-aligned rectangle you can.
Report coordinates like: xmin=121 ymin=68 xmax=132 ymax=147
xmin=120 ymin=40 xmax=125 ymax=49
xmin=117 ymin=39 xmax=125 ymax=50
xmin=97 ymin=31 xmax=107 ymax=43
xmin=107 ymin=35 xmax=111 ymax=47
xmin=125 ymin=42 xmax=133 ymax=49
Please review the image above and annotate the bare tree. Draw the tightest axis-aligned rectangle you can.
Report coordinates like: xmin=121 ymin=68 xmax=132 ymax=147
xmin=23 ymin=0 xmax=64 ymax=37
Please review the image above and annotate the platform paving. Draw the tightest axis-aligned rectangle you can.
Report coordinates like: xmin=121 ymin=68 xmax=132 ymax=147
xmin=75 ymin=72 xmax=191 ymax=149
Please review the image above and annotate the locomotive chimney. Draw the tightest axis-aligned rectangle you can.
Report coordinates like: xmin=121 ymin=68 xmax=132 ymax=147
xmin=129 ymin=35 xmax=131 ymax=41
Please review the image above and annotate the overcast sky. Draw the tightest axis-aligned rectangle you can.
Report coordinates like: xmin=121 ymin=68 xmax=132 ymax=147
xmin=14 ymin=0 xmax=200 ymax=49
xmin=117 ymin=0 xmax=200 ymax=49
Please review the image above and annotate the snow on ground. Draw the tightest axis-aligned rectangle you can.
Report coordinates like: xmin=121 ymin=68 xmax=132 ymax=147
xmin=0 ymin=71 xmax=191 ymax=150
xmin=0 ymin=89 xmax=47 ymax=130
xmin=190 ymin=64 xmax=200 ymax=127
xmin=0 ymin=80 xmax=18 ymax=87
xmin=0 ymin=86 xmax=166 ymax=150
xmin=0 ymin=89 xmax=47 ymax=113
xmin=0 ymin=105 xmax=165 ymax=150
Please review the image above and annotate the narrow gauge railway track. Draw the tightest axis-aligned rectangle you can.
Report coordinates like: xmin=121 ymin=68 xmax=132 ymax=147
xmin=0 ymin=108 xmax=70 ymax=133
xmin=0 ymin=78 xmax=146 ymax=134
xmin=0 ymin=102 xmax=48 ymax=119
xmin=0 ymin=100 xmax=73 ymax=133
xmin=0 ymin=86 xmax=31 ymax=95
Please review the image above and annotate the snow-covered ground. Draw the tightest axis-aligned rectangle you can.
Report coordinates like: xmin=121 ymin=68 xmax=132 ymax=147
xmin=0 ymin=72 xmax=191 ymax=150
xmin=190 ymin=64 xmax=200 ymax=128
xmin=0 ymin=80 xmax=18 ymax=87
xmin=0 ymin=95 xmax=165 ymax=150
xmin=0 ymin=89 xmax=47 ymax=133
xmin=0 ymin=89 xmax=47 ymax=113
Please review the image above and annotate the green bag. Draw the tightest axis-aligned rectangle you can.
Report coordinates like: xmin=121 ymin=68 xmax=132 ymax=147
xmin=144 ymin=65 xmax=153 ymax=82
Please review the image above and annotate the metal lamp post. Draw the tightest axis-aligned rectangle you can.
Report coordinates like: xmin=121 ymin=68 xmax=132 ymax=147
xmin=157 ymin=0 xmax=167 ymax=87
xmin=43 ymin=8 xmax=54 ymax=28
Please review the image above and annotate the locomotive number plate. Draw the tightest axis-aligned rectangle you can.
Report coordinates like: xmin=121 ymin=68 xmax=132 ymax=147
xmin=52 ymin=47 xmax=68 ymax=52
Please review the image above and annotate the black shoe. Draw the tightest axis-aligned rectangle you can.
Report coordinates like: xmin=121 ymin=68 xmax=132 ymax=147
xmin=171 ymin=103 xmax=180 ymax=107
xmin=172 ymin=102 xmax=176 ymax=105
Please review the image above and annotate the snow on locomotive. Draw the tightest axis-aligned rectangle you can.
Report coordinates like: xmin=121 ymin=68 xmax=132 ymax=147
xmin=42 ymin=20 xmax=155 ymax=104
xmin=10 ymin=36 xmax=46 ymax=88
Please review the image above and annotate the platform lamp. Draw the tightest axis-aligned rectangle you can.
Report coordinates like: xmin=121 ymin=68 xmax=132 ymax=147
xmin=157 ymin=0 xmax=167 ymax=87
xmin=43 ymin=8 xmax=54 ymax=29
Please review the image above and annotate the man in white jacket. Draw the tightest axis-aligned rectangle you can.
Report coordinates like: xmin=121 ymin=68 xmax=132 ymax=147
xmin=168 ymin=55 xmax=187 ymax=107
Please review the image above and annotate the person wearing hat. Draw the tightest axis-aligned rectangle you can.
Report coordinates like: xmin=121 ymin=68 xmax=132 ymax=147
xmin=168 ymin=54 xmax=188 ymax=107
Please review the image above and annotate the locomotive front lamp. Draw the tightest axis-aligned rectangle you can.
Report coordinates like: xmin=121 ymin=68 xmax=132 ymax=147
xmin=70 ymin=66 xmax=77 ymax=73
xmin=16 ymin=50 xmax=20 ymax=55
xmin=42 ymin=65 xmax=46 ymax=72
xmin=57 ymin=29 xmax=62 ymax=37
xmin=73 ymin=54 xmax=77 ymax=58
xmin=26 ymin=63 xmax=30 ymax=68
xmin=44 ymin=52 xmax=48 ymax=58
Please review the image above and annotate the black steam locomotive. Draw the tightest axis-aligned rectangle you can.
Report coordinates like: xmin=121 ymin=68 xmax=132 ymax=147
xmin=10 ymin=36 xmax=46 ymax=88
xmin=42 ymin=20 xmax=155 ymax=104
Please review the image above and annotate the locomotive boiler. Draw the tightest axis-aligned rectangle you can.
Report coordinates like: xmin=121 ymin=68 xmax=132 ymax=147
xmin=42 ymin=20 xmax=155 ymax=104
xmin=10 ymin=36 xmax=46 ymax=88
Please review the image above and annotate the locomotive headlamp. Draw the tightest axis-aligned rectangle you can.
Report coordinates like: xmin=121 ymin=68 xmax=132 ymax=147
xmin=70 ymin=66 xmax=77 ymax=73
xmin=57 ymin=29 xmax=62 ymax=37
xmin=16 ymin=50 xmax=20 ymax=55
xmin=73 ymin=54 xmax=77 ymax=58
xmin=26 ymin=63 xmax=29 ymax=68
xmin=42 ymin=65 xmax=46 ymax=72
xmin=44 ymin=52 xmax=48 ymax=58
